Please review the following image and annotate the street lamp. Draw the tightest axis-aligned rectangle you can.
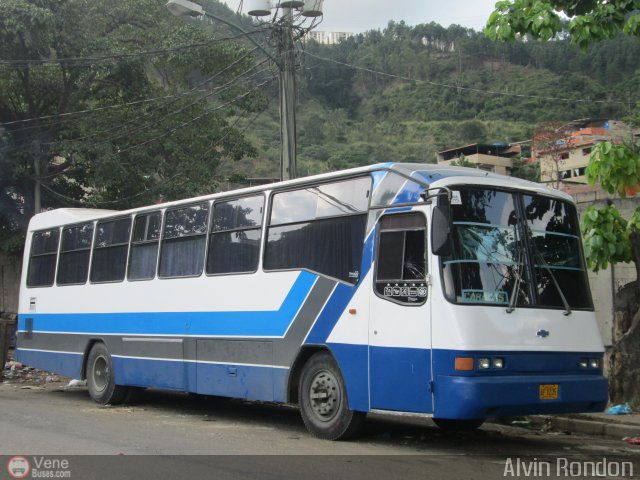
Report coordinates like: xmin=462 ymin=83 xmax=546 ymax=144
xmin=166 ymin=0 xmax=323 ymax=181
xmin=166 ymin=0 xmax=204 ymax=17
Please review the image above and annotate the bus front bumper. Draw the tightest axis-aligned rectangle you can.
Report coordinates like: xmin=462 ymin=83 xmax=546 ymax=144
xmin=434 ymin=374 xmax=608 ymax=420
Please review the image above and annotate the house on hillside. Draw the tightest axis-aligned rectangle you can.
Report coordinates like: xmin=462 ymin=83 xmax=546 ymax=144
xmin=436 ymin=143 xmax=527 ymax=175
xmin=534 ymin=118 xmax=639 ymax=189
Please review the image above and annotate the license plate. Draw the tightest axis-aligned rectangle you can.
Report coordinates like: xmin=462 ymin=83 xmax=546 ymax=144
xmin=539 ymin=384 xmax=559 ymax=400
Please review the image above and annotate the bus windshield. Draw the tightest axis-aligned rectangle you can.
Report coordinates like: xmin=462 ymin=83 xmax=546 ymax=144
xmin=441 ymin=187 xmax=593 ymax=310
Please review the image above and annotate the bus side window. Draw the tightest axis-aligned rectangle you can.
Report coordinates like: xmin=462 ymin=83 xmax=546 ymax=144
xmin=57 ymin=222 xmax=94 ymax=286
xmin=159 ymin=203 xmax=209 ymax=278
xmin=26 ymin=229 xmax=60 ymax=288
xmin=128 ymin=212 xmax=161 ymax=281
xmin=375 ymin=213 xmax=428 ymax=305
xmin=264 ymin=177 xmax=370 ymax=284
xmin=207 ymin=195 xmax=264 ymax=275
xmin=91 ymin=217 xmax=132 ymax=283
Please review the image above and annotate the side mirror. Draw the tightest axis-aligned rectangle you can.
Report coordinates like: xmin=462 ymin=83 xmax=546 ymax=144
xmin=432 ymin=202 xmax=452 ymax=256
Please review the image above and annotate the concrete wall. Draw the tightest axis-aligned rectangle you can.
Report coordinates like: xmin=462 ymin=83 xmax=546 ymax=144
xmin=0 ymin=253 xmax=20 ymax=314
xmin=574 ymin=193 xmax=638 ymax=347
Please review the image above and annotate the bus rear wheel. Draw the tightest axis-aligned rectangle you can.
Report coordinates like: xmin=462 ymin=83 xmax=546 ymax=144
xmin=86 ymin=343 xmax=127 ymax=405
xmin=433 ymin=418 xmax=485 ymax=431
xmin=298 ymin=352 xmax=364 ymax=440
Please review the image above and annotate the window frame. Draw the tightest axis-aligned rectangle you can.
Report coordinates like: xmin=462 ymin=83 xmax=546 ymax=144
xmin=438 ymin=186 xmax=594 ymax=312
xmin=158 ymin=202 xmax=210 ymax=279
xmin=206 ymin=193 xmax=266 ymax=277
xmin=89 ymin=215 xmax=133 ymax=284
xmin=373 ymin=211 xmax=429 ymax=306
xmin=263 ymin=175 xmax=372 ymax=285
xmin=56 ymin=221 xmax=96 ymax=287
xmin=26 ymin=228 xmax=61 ymax=288
xmin=127 ymin=210 xmax=163 ymax=282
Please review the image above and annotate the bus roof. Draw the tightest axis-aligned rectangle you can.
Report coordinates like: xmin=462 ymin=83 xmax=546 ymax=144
xmin=27 ymin=163 xmax=571 ymax=231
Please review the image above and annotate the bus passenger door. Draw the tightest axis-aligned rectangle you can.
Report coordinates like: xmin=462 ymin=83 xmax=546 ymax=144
xmin=369 ymin=212 xmax=433 ymax=413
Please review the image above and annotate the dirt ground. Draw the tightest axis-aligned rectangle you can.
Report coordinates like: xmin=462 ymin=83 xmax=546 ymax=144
xmin=2 ymin=349 xmax=73 ymax=388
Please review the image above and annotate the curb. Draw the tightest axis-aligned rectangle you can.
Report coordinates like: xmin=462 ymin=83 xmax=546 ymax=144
xmin=529 ymin=415 xmax=640 ymax=440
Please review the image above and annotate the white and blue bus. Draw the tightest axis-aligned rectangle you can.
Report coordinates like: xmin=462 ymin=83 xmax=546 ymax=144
xmin=16 ymin=163 xmax=607 ymax=439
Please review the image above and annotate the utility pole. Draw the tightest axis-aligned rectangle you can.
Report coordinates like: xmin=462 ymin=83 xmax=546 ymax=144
xmin=31 ymin=141 xmax=42 ymax=214
xmin=166 ymin=0 xmax=324 ymax=182
xmin=277 ymin=7 xmax=297 ymax=180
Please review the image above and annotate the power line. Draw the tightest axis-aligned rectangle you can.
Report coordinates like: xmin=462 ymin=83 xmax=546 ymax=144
xmin=0 ymin=91 xmax=204 ymax=128
xmin=304 ymin=51 xmax=632 ymax=106
xmin=44 ymin=59 xmax=272 ymax=149
xmin=1 ymin=57 xmax=271 ymax=155
xmin=0 ymin=30 xmax=270 ymax=67
xmin=39 ymin=92 xmax=277 ymax=209
xmin=114 ymin=77 xmax=276 ymax=154
xmin=2 ymin=74 xmax=274 ymax=158
xmin=0 ymin=89 xmax=212 ymax=137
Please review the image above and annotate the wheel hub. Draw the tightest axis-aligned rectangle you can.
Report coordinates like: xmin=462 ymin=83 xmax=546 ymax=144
xmin=92 ymin=356 xmax=109 ymax=393
xmin=309 ymin=370 xmax=340 ymax=421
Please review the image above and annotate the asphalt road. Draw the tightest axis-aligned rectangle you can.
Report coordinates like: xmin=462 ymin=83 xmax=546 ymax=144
xmin=0 ymin=381 xmax=638 ymax=480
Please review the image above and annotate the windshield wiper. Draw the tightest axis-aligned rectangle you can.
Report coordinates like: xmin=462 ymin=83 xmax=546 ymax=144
xmin=528 ymin=230 xmax=572 ymax=316
xmin=506 ymin=246 xmax=523 ymax=314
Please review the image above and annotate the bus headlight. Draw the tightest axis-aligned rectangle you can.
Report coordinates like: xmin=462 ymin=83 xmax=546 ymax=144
xmin=492 ymin=357 xmax=505 ymax=369
xmin=589 ymin=358 xmax=600 ymax=369
xmin=478 ymin=358 xmax=491 ymax=369
xmin=580 ymin=358 xmax=589 ymax=368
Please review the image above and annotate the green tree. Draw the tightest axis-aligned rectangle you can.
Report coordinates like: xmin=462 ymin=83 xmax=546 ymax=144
xmin=0 ymin=0 xmax=268 ymax=254
xmin=582 ymin=140 xmax=640 ymax=280
xmin=510 ymin=156 xmax=540 ymax=182
xmin=485 ymin=0 xmax=640 ymax=50
xmin=449 ymin=154 xmax=474 ymax=168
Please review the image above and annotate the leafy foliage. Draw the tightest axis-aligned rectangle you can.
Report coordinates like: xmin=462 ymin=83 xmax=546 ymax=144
xmin=486 ymin=0 xmax=640 ymax=50
xmin=581 ymin=205 xmax=632 ymax=272
xmin=587 ymin=141 xmax=640 ymax=197
xmin=449 ymin=154 xmax=473 ymax=167
xmin=0 ymin=0 xmax=268 ymax=254
xmin=583 ymin=138 xmax=640 ymax=277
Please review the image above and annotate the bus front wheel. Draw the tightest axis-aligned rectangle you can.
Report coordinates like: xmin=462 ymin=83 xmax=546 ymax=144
xmin=86 ymin=343 xmax=127 ymax=405
xmin=298 ymin=352 xmax=364 ymax=440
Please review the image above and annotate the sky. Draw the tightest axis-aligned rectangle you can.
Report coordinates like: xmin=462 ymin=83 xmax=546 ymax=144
xmin=221 ymin=0 xmax=498 ymax=33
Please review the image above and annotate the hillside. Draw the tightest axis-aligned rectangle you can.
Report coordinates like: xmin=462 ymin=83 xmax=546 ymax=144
xmin=224 ymin=21 xmax=640 ymax=180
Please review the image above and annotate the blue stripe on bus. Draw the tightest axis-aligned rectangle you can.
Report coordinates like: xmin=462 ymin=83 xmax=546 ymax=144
xmin=112 ymin=356 xmax=288 ymax=401
xmin=15 ymin=348 xmax=83 ymax=379
xmin=369 ymin=345 xmax=432 ymax=413
xmin=434 ymin=374 xmax=608 ymax=419
xmin=393 ymin=179 xmax=424 ymax=204
xmin=16 ymin=348 xmax=289 ymax=401
xmin=17 ymin=271 xmax=317 ymax=337
xmin=327 ymin=343 xmax=369 ymax=411
xmin=431 ymin=348 xmax=608 ymax=418
xmin=371 ymin=170 xmax=388 ymax=193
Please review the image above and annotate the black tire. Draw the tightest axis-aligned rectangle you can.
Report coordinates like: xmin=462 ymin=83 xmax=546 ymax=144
xmin=433 ymin=418 xmax=485 ymax=431
xmin=124 ymin=386 xmax=145 ymax=405
xmin=298 ymin=351 xmax=365 ymax=440
xmin=86 ymin=343 xmax=128 ymax=405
